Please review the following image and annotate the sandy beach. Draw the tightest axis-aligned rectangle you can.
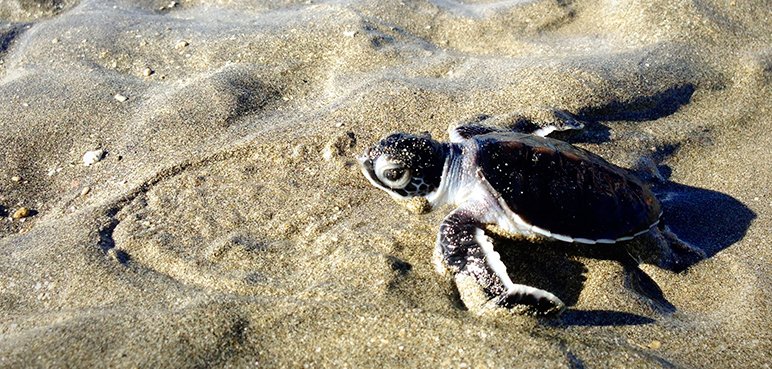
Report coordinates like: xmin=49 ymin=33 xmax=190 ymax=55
xmin=0 ymin=0 xmax=770 ymax=367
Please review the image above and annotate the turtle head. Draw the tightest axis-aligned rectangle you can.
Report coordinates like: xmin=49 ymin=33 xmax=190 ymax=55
xmin=359 ymin=132 xmax=448 ymax=205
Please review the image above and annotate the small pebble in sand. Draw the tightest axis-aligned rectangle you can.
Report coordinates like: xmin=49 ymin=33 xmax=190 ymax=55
xmin=342 ymin=30 xmax=357 ymax=37
xmin=114 ymin=94 xmax=128 ymax=102
xmin=83 ymin=149 xmax=105 ymax=166
xmin=290 ymin=144 xmax=306 ymax=160
xmin=143 ymin=67 xmax=154 ymax=76
xmin=160 ymin=1 xmax=179 ymax=9
xmin=80 ymin=187 xmax=91 ymax=196
xmin=12 ymin=207 xmax=31 ymax=220
xmin=11 ymin=176 xmax=20 ymax=182
xmin=52 ymin=38 xmax=59 ymax=44
xmin=175 ymin=40 xmax=189 ymax=49
xmin=321 ymin=147 xmax=335 ymax=161
xmin=648 ymin=340 xmax=662 ymax=350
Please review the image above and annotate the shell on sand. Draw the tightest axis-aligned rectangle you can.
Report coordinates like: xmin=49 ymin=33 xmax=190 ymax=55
xmin=82 ymin=149 xmax=105 ymax=166
xmin=11 ymin=207 xmax=31 ymax=219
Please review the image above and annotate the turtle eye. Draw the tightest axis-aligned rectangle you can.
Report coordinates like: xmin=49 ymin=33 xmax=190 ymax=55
xmin=383 ymin=168 xmax=406 ymax=182
xmin=374 ymin=156 xmax=411 ymax=189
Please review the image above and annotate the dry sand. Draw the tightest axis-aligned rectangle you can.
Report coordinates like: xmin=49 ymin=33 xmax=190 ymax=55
xmin=0 ymin=0 xmax=770 ymax=367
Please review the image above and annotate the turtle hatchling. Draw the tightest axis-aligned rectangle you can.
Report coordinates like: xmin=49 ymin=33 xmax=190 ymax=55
xmin=360 ymin=120 xmax=699 ymax=315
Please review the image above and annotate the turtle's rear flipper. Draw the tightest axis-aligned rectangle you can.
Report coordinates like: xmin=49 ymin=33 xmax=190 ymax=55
xmin=648 ymin=225 xmax=707 ymax=272
xmin=663 ymin=225 xmax=707 ymax=269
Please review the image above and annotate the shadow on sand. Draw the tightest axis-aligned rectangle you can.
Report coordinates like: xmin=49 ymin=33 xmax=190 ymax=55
xmin=547 ymin=309 xmax=656 ymax=327
xmin=576 ymin=84 xmax=697 ymax=123
xmin=652 ymin=181 xmax=756 ymax=260
xmin=550 ymin=83 xmax=697 ymax=145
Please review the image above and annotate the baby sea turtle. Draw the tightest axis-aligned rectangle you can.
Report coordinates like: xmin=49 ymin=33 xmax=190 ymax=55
xmin=360 ymin=120 xmax=695 ymax=315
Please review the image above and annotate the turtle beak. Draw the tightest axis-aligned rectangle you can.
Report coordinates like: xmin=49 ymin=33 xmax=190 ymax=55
xmin=358 ymin=148 xmax=375 ymax=180
xmin=357 ymin=147 xmax=372 ymax=167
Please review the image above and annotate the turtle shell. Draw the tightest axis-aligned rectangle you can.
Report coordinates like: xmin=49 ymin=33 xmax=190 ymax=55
xmin=472 ymin=132 xmax=660 ymax=242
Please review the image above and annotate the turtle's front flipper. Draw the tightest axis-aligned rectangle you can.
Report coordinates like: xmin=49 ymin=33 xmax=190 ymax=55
xmin=436 ymin=209 xmax=566 ymax=315
xmin=529 ymin=109 xmax=584 ymax=137
xmin=448 ymin=120 xmax=501 ymax=143
xmin=449 ymin=109 xmax=584 ymax=143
